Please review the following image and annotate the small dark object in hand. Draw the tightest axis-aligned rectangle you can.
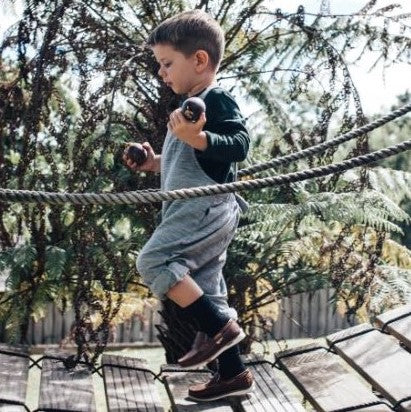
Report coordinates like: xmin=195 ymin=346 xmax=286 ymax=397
xmin=127 ymin=143 xmax=147 ymax=166
xmin=182 ymin=97 xmax=206 ymax=122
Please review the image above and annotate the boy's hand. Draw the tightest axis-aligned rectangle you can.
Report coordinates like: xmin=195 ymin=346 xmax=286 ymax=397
xmin=168 ymin=108 xmax=208 ymax=150
xmin=122 ymin=142 xmax=157 ymax=172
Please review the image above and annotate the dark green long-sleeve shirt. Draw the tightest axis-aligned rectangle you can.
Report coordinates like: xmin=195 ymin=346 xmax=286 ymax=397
xmin=181 ymin=86 xmax=250 ymax=184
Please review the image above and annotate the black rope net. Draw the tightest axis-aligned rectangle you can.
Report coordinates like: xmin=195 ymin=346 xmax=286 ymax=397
xmin=1 ymin=0 xmax=410 ymax=367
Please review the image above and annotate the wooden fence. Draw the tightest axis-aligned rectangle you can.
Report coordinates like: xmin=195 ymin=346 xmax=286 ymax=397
xmin=270 ymin=287 xmax=353 ymax=340
xmin=0 ymin=288 xmax=353 ymax=345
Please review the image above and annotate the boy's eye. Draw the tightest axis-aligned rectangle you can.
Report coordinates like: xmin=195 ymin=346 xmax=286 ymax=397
xmin=164 ymin=62 xmax=172 ymax=68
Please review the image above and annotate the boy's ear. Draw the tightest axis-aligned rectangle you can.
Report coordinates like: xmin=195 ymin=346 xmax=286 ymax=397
xmin=194 ymin=50 xmax=210 ymax=72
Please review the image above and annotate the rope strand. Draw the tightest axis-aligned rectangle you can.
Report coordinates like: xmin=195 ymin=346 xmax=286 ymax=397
xmin=0 ymin=140 xmax=409 ymax=205
xmin=238 ymin=102 xmax=411 ymax=177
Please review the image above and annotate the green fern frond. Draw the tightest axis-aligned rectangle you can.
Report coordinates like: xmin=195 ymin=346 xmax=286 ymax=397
xmin=370 ymin=266 xmax=411 ymax=313
xmin=241 ymin=189 xmax=407 ymax=238
xmin=343 ymin=167 xmax=411 ymax=204
xmin=382 ymin=239 xmax=411 ymax=268
xmin=45 ymin=246 xmax=67 ymax=281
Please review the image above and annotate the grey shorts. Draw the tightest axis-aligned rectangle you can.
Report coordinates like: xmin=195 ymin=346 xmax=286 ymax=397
xmin=136 ymin=194 xmax=239 ymax=319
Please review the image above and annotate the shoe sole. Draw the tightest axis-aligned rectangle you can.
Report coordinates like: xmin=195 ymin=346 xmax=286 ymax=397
xmin=179 ymin=329 xmax=246 ymax=370
xmin=188 ymin=383 xmax=255 ymax=402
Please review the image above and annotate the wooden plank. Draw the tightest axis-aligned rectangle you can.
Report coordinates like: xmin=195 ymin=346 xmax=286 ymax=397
xmin=161 ymin=365 xmax=233 ymax=411
xmin=318 ymin=288 xmax=328 ymax=336
xmin=44 ymin=303 xmax=53 ymax=344
xmin=290 ymin=294 xmax=299 ymax=338
xmin=130 ymin=316 xmax=141 ymax=341
xmin=102 ymin=354 xmax=164 ymax=412
xmin=162 ymin=355 xmax=304 ymax=412
xmin=307 ymin=291 xmax=315 ymax=336
xmin=235 ymin=354 xmax=305 ymax=412
xmin=33 ymin=317 xmax=42 ymax=344
xmin=37 ymin=351 xmax=96 ymax=411
xmin=122 ymin=320 xmax=131 ymax=343
xmin=290 ymin=296 xmax=300 ymax=338
xmin=63 ymin=309 xmax=75 ymax=340
xmin=274 ymin=300 xmax=284 ymax=339
xmin=327 ymin=323 xmax=411 ymax=411
xmin=375 ymin=304 xmax=411 ymax=351
xmin=52 ymin=303 xmax=63 ymax=343
xmin=276 ymin=343 xmax=391 ymax=412
xmin=311 ymin=290 xmax=321 ymax=337
xmin=283 ymin=297 xmax=292 ymax=338
xmin=326 ymin=289 xmax=335 ymax=335
xmin=0 ymin=344 xmax=30 ymax=412
xmin=301 ymin=292 xmax=310 ymax=339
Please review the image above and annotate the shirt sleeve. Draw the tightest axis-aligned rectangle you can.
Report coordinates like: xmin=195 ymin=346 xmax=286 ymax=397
xmin=195 ymin=89 xmax=250 ymax=163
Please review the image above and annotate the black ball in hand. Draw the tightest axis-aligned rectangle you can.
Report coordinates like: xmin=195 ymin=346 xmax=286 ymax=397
xmin=127 ymin=143 xmax=147 ymax=166
xmin=182 ymin=97 xmax=206 ymax=122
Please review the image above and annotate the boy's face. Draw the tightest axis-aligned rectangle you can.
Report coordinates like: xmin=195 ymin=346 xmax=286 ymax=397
xmin=152 ymin=43 xmax=200 ymax=95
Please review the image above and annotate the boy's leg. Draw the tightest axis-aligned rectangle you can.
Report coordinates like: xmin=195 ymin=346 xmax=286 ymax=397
xmin=217 ymin=344 xmax=246 ymax=380
xmin=137 ymin=197 xmax=245 ymax=367
xmin=166 ymin=273 xmax=245 ymax=368
xmin=166 ymin=274 xmax=231 ymax=336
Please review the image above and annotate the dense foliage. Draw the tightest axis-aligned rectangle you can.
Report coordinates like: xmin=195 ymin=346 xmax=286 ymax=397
xmin=0 ymin=0 xmax=410 ymax=361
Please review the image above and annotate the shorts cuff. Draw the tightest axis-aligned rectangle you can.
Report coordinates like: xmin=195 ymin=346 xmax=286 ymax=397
xmin=150 ymin=261 xmax=189 ymax=300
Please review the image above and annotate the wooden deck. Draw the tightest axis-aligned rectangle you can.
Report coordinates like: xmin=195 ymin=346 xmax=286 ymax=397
xmin=0 ymin=304 xmax=410 ymax=411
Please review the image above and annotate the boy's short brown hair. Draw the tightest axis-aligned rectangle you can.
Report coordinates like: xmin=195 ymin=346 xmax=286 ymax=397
xmin=147 ymin=10 xmax=225 ymax=70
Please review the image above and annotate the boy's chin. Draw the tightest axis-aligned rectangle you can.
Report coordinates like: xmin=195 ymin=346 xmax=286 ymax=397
xmin=170 ymin=85 xmax=190 ymax=95
xmin=168 ymin=85 xmax=178 ymax=93
xmin=171 ymin=86 xmax=185 ymax=95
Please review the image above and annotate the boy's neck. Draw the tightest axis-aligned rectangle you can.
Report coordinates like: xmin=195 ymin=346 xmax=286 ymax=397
xmin=187 ymin=74 xmax=217 ymax=97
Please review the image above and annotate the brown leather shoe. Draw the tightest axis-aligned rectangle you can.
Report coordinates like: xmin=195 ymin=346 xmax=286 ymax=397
xmin=178 ymin=332 xmax=209 ymax=364
xmin=178 ymin=319 xmax=246 ymax=369
xmin=188 ymin=369 xmax=254 ymax=401
xmin=178 ymin=332 xmax=219 ymax=371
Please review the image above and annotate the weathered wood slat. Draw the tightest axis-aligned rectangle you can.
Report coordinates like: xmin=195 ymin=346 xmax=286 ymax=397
xmin=0 ymin=343 xmax=30 ymax=412
xmin=161 ymin=357 xmax=305 ymax=412
xmin=276 ymin=343 xmax=391 ymax=412
xmin=235 ymin=354 xmax=305 ymax=412
xmin=327 ymin=323 xmax=411 ymax=411
xmin=37 ymin=351 xmax=96 ymax=411
xmin=375 ymin=304 xmax=411 ymax=351
xmin=161 ymin=366 xmax=233 ymax=412
xmin=102 ymin=354 xmax=164 ymax=412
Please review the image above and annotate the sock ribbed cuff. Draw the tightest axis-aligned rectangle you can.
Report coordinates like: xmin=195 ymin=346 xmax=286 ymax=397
xmin=183 ymin=294 xmax=230 ymax=337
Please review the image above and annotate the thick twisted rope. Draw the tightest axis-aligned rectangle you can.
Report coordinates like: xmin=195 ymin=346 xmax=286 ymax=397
xmin=0 ymin=140 xmax=409 ymax=205
xmin=238 ymin=102 xmax=411 ymax=177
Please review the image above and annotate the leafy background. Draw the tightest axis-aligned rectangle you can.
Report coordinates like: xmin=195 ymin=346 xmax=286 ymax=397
xmin=0 ymin=0 xmax=410 ymax=362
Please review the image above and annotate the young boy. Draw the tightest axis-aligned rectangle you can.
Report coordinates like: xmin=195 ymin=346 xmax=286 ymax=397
xmin=123 ymin=10 xmax=254 ymax=401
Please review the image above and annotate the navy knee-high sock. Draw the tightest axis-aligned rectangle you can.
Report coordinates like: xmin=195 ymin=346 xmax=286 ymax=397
xmin=183 ymin=294 xmax=230 ymax=337
xmin=218 ymin=344 xmax=246 ymax=380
